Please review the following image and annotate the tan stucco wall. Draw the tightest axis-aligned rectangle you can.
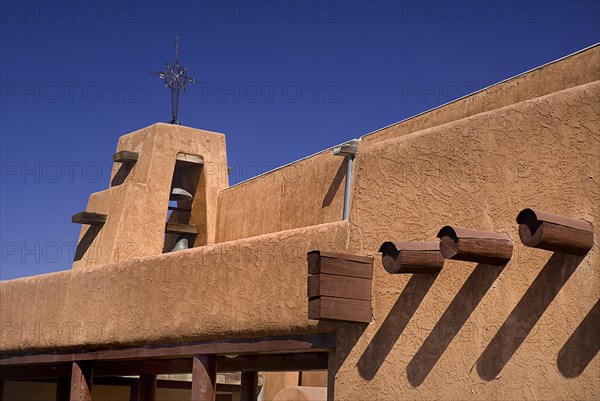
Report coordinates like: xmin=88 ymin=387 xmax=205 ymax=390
xmin=261 ymin=372 xmax=301 ymax=401
xmin=73 ymin=123 xmax=229 ymax=268
xmin=1 ymin=221 xmax=346 ymax=352
xmin=260 ymin=371 xmax=327 ymax=400
xmin=332 ymin=80 xmax=600 ymax=400
xmin=216 ymin=150 xmax=347 ymax=242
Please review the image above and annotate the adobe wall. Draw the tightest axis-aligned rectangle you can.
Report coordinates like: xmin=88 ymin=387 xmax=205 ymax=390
xmin=216 ymin=149 xmax=348 ymax=242
xmin=332 ymin=80 xmax=599 ymax=400
xmin=0 ymin=221 xmax=347 ymax=352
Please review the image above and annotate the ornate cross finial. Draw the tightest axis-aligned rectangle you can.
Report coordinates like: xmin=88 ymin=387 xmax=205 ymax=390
xmin=153 ymin=36 xmax=196 ymax=125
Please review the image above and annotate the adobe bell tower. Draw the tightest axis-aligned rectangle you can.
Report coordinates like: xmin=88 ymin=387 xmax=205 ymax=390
xmin=71 ymin=123 xmax=229 ymax=268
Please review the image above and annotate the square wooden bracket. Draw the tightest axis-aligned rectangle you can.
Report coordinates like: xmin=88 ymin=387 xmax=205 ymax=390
xmin=112 ymin=150 xmax=139 ymax=163
xmin=516 ymin=208 xmax=594 ymax=255
xmin=379 ymin=241 xmax=444 ymax=274
xmin=72 ymin=212 xmax=107 ymax=225
xmin=437 ymin=226 xmax=513 ymax=265
xmin=307 ymin=251 xmax=373 ymax=323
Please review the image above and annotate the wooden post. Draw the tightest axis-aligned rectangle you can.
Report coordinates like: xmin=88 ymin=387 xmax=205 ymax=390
xmin=56 ymin=378 xmax=70 ymax=401
xmin=437 ymin=226 xmax=513 ymax=265
xmin=191 ymin=355 xmax=216 ymax=401
xmin=240 ymin=371 xmax=259 ymax=401
xmin=139 ymin=375 xmax=156 ymax=401
xmin=516 ymin=208 xmax=594 ymax=255
xmin=379 ymin=241 xmax=444 ymax=274
xmin=129 ymin=380 xmax=140 ymax=401
xmin=70 ymin=362 xmax=92 ymax=401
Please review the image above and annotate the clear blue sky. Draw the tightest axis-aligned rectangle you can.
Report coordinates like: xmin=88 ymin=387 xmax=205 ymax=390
xmin=1 ymin=0 xmax=599 ymax=280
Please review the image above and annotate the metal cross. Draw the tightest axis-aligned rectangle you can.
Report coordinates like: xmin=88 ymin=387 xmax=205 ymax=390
xmin=153 ymin=36 xmax=196 ymax=125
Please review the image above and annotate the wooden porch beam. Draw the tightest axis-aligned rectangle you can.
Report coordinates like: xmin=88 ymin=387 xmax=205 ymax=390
xmin=0 ymin=364 xmax=72 ymax=380
xmin=0 ymin=333 xmax=336 ymax=366
xmin=0 ymin=352 xmax=329 ymax=381
xmin=93 ymin=358 xmax=192 ymax=377
xmin=218 ymin=352 xmax=328 ymax=372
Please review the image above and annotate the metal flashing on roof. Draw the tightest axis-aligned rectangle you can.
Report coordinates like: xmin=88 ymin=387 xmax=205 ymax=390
xmin=333 ymin=139 xmax=359 ymax=157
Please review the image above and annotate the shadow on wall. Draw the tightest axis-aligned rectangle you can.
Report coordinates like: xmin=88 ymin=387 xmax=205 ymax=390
xmin=111 ymin=162 xmax=135 ymax=187
xmin=325 ymin=320 xmax=367 ymax=398
xmin=557 ymin=299 xmax=600 ymax=378
xmin=476 ymin=253 xmax=585 ymax=381
xmin=322 ymin=158 xmax=347 ymax=208
xmin=74 ymin=225 xmax=102 ymax=262
xmin=406 ymin=263 xmax=505 ymax=387
xmin=357 ymin=274 xmax=438 ymax=380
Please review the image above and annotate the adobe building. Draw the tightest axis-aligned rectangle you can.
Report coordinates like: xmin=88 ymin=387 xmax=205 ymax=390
xmin=1 ymin=45 xmax=598 ymax=401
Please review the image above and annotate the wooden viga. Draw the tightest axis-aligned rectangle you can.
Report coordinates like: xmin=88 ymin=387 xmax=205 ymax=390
xmin=437 ymin=226 xmax=513 ymax=265
xmin=516 ymin=208 xmax=594 ymax=255
xmin=378 ymin=241 xmax=444 ymax=274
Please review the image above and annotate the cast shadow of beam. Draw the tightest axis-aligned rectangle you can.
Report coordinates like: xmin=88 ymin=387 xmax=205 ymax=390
xmin=476 ymin=252 xmax=585 ymax=381
xmin=74 ymin=224 xmax=102 ymax=261
xmin=322 ymin=158 xmax=347 ymax=208
xmin=557 ymin=299 xmax=600 ymax=378
xmin=357 ymin=274 xmax=437 ymax=380
xmin=111 ymin=163 xmax=135 ymax=187
xmin=323 ymin=321 xmax=367 ymax=397
xmin=406 ymin=263 xmax=505 ymax=387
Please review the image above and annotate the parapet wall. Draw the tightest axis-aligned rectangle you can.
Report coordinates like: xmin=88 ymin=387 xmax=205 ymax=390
xmin=216 ymin=151 xmax=348 ymax=242
xmin=0 ymin=221 xmax=348 ymax=352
